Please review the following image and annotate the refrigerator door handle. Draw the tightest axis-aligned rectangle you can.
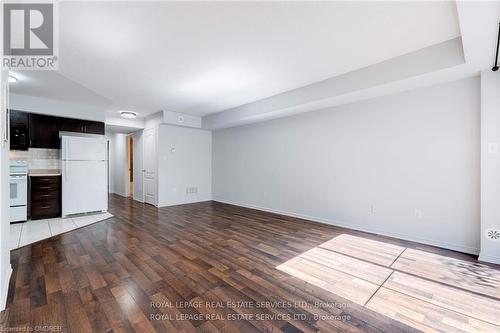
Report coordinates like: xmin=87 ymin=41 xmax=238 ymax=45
xmin=64 ymin=161 xmax=70 ymax=181
xmin=66 ymin=138 xmax=69 ymax=160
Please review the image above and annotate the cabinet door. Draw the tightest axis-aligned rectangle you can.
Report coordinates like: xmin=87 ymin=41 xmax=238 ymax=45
xmin=29 ymin=114 xmax=60 ymax=148
xmin=10 ymin=110 xmax=29 ymax=127
xmin=60 ymin=117 xmax=85 ymax=133
xmin=10 ymin=110 xmax=29 ymax=150
xmin=30 ymin=176 xmax=61 ymax=220
xmin=85 ymin=121 xmax=105 ymax=135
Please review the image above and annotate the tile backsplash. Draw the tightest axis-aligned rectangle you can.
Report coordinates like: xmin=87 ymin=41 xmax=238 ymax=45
xmin=10 ymin=148 xmax=60 ymax=169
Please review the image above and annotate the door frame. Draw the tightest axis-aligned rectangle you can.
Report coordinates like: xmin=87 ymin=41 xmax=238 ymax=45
xmin=131 ymin=130 xmax=144 ymax=203
xmin=143 ymin=127 xmax=157 ymax=206
xmin=127 ymin=135 xmax=133 ymax=198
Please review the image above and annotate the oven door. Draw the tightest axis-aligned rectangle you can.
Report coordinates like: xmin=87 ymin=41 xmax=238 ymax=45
xmin=10 ymin=175 xmax=27 ymax=207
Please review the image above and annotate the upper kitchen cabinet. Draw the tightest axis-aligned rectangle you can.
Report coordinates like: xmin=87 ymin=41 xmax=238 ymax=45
xmin=29 ymin=114 xmax=60 ymax=149
xmin=84 ymin=120 xmax=105 ymax=135
xmin=60 ymin=118 xmax=105 ymax=135
xmin=10 ymin=110 xmax=29 ymax=127
xmin=10 ymin=112 xmax=106 ymax=150
xmin=10 ymin=110 xmax=29 ymax=150
xmin=60 ymin=117 xmax=86 ymax=133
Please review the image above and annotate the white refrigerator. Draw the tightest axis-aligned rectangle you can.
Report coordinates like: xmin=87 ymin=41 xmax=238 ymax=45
xmin=61 ymin=135 xmax=108 ymax=216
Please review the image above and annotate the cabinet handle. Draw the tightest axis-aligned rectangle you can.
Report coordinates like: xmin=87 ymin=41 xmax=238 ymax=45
xmin=4 ymin=108 xmax=9 ymax=143
xmin=39 ymin=186 xmax=52 ymax=189
xmin=39 ymin=206 xmax=51 ymax=209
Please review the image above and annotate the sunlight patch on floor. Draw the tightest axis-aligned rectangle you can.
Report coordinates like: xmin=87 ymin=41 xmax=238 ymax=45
xmin=277 ymin=234 xmax=500 ymax=332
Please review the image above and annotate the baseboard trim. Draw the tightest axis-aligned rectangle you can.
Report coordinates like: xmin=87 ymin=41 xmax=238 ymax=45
xmin=158 ymin=199 xmax=212 ymax=208
xmin=478 ymin=252 xmax=500 ymax=265
xmin=111 ymin=191 xmax=128 ymax=198
xmin=132 ymin=195 xmax=144 ymax=203
xmin=214 ymin=199 xmax=480 ymax=255
xmin=0 ymin=265 xmax=12 ymax=311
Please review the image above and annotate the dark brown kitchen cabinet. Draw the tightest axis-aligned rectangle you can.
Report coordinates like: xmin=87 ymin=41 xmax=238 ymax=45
xmin=60 ymin=118 xmax=105 ymax=135
xmin=10 ymin=110 xmax=29 ymax=127
xmin=9 ymin=110 xmax=29 ymax=150
xmin=60 ymin=117 xmax=86 ymax=133
xmin=30 ymin=176 xmax=61 ymax=220
xmin=84 ymin=120 xmax=105 ymax=134
xmin=11 ymin=112 xmax=105 ymax=150
xmin=29 ymin=114 xmax=60 ymax=148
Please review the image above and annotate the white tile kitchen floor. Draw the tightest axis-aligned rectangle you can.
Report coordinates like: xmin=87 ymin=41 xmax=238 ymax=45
xmin=10 ymin=212 xmax=113 ymax=249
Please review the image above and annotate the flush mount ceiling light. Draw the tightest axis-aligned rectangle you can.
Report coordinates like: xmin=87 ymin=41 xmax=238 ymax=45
xmin=8 ymin=74 xmax=17 ymax=83
xmin=120 ymin=111 xmax=137 ymax=119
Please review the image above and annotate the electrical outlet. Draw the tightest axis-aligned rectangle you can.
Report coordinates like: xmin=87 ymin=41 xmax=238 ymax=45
xmin=414 ymin=208 xmax=423 ymax=219
xmin=370 ymin=205 xmax=377 ymax=215
xmin=186 ymin=187 xmax=198 ymax=195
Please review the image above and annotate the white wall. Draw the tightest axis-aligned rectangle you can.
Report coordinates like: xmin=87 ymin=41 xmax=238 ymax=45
xmin=110 ymin=133 xmax=129 ymax=197
xmin=145 ymin=112 xmax=163 ymax=129
xmin=10 ymin=94 xmax=105 ymax=121
xmin=479 ymin=70 xmax=500 ymax=264
xmin=157 ymin=124 xmax=212 ymax=207
xmin=163 ymin=111 xmax=202 ymax=128
xmin=213 ymin=77 xmax=481 ymax=254
xmin=0 ymin=70 xmax=12 ymax=310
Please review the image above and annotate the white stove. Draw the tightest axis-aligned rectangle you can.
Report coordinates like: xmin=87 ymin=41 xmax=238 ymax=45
xmin=10 ymin=160 xmax=28 ymax=223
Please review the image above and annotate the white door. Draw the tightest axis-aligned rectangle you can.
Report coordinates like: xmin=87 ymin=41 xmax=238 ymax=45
xmin=132 ymin=130 xmax=144 ymax=202
xmin=143 ymin=127 xmax=157 ymax=205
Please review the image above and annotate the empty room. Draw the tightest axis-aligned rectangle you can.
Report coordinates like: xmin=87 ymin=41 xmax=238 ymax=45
xmin=0 ymin=1 xmax=499 ymax=332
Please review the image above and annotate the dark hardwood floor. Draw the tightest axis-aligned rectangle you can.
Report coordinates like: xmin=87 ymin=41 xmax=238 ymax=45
xmin=0 ymin=195 xmax=496 ymax=332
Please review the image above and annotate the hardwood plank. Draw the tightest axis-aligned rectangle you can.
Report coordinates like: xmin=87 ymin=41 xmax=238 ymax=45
xmin=383 ymin=272 xmax=500 ymax=326
xmin=3 ymin=195 xmax=498 ymax=333
xmin=391 ymin=248 xmax=500 ymax=299
xmin=299 ymin=247 xmax=393 ymax=285
xmin=319 ymin=233 xmax=405 ymax=267
xmin=366 ymin=287 xmax=500 ymax=333
xmin=278 ymin=256 xmax=380 ymax=305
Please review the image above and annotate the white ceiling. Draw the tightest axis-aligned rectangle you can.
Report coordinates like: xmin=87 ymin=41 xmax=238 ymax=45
xmin=11 ymin=1 xmax=460 ymax=119
xmin=9 ymin=71 xmax=110 ymax=107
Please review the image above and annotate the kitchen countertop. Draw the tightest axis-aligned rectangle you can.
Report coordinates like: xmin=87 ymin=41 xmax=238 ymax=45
xmin=29 ymin=169 xmax=61 ymax=177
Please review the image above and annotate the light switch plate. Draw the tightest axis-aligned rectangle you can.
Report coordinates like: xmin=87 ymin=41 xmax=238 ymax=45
xmin=488 ymin=142 xmax=498 ymax=154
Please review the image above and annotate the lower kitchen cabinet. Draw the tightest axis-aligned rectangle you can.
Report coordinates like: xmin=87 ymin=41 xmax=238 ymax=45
xmin=30 ymin=176 xmax=61 ymax=220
